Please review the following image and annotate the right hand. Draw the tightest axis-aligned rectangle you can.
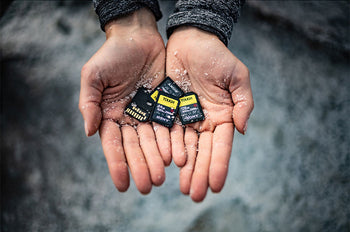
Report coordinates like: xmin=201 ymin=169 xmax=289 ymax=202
xmin=166 ymin=27 xmax=254 ymax=202
xmin=79 ymin=8 xmax=170 ymax=194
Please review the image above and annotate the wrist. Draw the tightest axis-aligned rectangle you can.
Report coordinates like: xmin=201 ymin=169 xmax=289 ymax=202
xmin=171 ymin=26 xmax=220 ymax=42
xmin=105 ymin=8 xmax=158 ymax=38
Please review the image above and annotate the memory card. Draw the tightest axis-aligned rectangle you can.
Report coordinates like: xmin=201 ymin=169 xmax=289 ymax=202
xmin=179 ymin=92 xmax=205 ymax=124
xmin=150 ymin=76 xmax=184 ymax=102
xmin=150 ymin=92 xmax=179 ymax=128
xmin=124 ymin=87 xmax=154 ymax=122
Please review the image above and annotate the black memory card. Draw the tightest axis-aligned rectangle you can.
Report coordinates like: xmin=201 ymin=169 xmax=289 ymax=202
xmin=150 ymin=76 xmax=184 ymax=102
xmin=124 ymin=87 xmax=154 ymax=122
xmin=150 ymin=92 xmax=179 ymax=128
xmin=179 ymin=92 xmax=205 ymax=124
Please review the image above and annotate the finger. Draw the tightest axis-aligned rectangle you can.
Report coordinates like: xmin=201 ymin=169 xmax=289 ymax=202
xmin=190 ymin=131 xmax=212 ymax=202
xmin=230 ymin=66 xmax=254 ymax=135
xmin=209 ymin=123 xmax=234 ymax=193
xmin=170 ymin=124 xmax=186 ymax=167
xmin=137 ymin=123 xmax=165 ymax=186
xmin=99 ymin=120 xmax=129 ymax=192
xmin=179 ymin=127 xmax=198 ymax=194
xmin=121 ymin=125 xmax=152 ymax=194
xmin=153 ymin=122 xmax=172 ymax=166
xmin=79 ymin=64 xmax=103 ymax=136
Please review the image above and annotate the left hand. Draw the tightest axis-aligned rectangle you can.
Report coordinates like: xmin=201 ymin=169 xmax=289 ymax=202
xmin=166 ymin=26 xmax=254 ymax=202
xmin=79 ymin=8 xmax=169 ymax=194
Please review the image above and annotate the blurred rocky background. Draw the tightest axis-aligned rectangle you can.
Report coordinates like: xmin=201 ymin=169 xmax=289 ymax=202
xmin=1 ymin=1 xmax=349 ymax=231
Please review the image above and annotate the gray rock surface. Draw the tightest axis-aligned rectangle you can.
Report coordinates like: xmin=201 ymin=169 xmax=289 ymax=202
xmin=247 ymin=1 xmax=350 ymax=57
xmin=1 ymin=1 xmax=349 ymax=232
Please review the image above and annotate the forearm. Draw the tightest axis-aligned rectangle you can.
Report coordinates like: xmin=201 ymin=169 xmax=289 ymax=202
xmin=92 ymin=0 xmax=162 ymax=31
xmin=104 ymin=8 xmax=159 ymax=40
xmin=167 ymin=0 xmax=245 ymax=46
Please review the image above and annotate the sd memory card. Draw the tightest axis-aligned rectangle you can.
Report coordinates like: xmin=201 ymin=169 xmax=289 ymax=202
xmin=124 ymin=87 xmax=154 ymax=122
xmin=150 ymin=92 xmax=179 ymax=128
xmin=179 ymin=92 xmax=205 ymax=124
xmin=150 ymin=76 xmax=184 ymax=102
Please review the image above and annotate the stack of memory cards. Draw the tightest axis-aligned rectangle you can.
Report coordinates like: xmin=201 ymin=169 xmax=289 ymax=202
xmin=125 ymin=77 xmax=205 ymax=128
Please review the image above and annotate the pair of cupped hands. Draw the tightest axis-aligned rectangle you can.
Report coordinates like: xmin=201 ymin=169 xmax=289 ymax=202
xmin=79 ymin=8 xmax=253 ymax=202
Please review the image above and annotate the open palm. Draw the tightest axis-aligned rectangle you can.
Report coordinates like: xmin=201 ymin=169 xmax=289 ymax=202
xmin=166 ymin=27 xmax=254 ymax=202
xmin=79 ymin=9 xmax=170 ymax=194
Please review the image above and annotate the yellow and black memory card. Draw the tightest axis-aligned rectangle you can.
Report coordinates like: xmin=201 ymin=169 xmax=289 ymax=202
xmin=179 ymin=92 xmax=205 ymax=124
xmin=125 ymin=87 xmax=154 ymax=122
xmin=150 ymin=76 xmax=184 ymax=102
xmin=150 ymin=92 xmax=179 ymax=128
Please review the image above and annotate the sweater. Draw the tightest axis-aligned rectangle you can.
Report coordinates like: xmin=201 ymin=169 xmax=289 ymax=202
xmin=92 ymin=0 xmax=244 ymax=46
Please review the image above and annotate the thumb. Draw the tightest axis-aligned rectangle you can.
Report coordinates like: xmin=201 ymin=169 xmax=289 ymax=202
xmin=79 ymin=64 xmax=103 ymax=136
xmin=231 ymin=90 xmax=254 ymax=134
xmin=230 ymin=67 xmax=254 ymax=135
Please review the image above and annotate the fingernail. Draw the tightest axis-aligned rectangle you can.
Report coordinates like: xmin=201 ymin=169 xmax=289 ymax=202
xmin=243 ymin=121 xmax=248 ymax=135
xmin=84 ymin=121 xmax=89 ymax=136
xmin=189 ymin=188 xmax=193 ymax=197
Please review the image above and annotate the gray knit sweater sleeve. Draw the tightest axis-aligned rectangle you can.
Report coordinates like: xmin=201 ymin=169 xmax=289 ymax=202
xmin=92 ymin=0 xmax=162 ymax=31
xmin=167 ymin=0 xmax=245 ymax=46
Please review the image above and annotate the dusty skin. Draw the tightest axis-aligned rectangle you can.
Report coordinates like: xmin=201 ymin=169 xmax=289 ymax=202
xmin=79 ymin=9 xmax=170 ymax=194
xmin=79 ymin=9 xmax=254 ymax=202
xmin=166 ymin=27 xmax=254 ymax=202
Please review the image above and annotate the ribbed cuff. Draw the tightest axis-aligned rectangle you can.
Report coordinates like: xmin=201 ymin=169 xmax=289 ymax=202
xmin=167 ymin=9 xmax=232 ymax=46
xmin=166 ymin=0 xmax=245 ymax=46
xmin=95 ymin=0 xmax=162 ymax=31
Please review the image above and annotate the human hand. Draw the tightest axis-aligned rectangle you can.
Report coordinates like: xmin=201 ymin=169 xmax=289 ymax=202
xmin=79 ymin=8 xmax=170 ymax=194
xmin=166 ymin=27 xmax=254 ymax=202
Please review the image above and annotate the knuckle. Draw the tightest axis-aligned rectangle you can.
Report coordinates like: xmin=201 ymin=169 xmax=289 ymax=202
xmin=81 ymin=63 xmax=91 ymax=78
xmin=243 ymin=65 xmax=250 ymax=77
xmin=78 ymin=99 xmax=89 ymax=113
xmin=250 ymin=99 xmax=255 ymax=111
xmin=81 ymin=63 xmax=99 ymax=83
xmin=109 ymin=161 xmax=128 ymax=174
xmin=237 ymin=64 xmax=250 ymax=81
xmin=140 ymin=133 xmax=155 ymax=145
xmin=78 ymin=101 xmax=84 ymax=112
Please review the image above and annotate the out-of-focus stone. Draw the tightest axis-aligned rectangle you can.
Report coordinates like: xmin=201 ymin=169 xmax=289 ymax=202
xmin=1 ymin=1 xmax=349 ymax=232
xmin=246 ymin=1 xmax=350 ymax=57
